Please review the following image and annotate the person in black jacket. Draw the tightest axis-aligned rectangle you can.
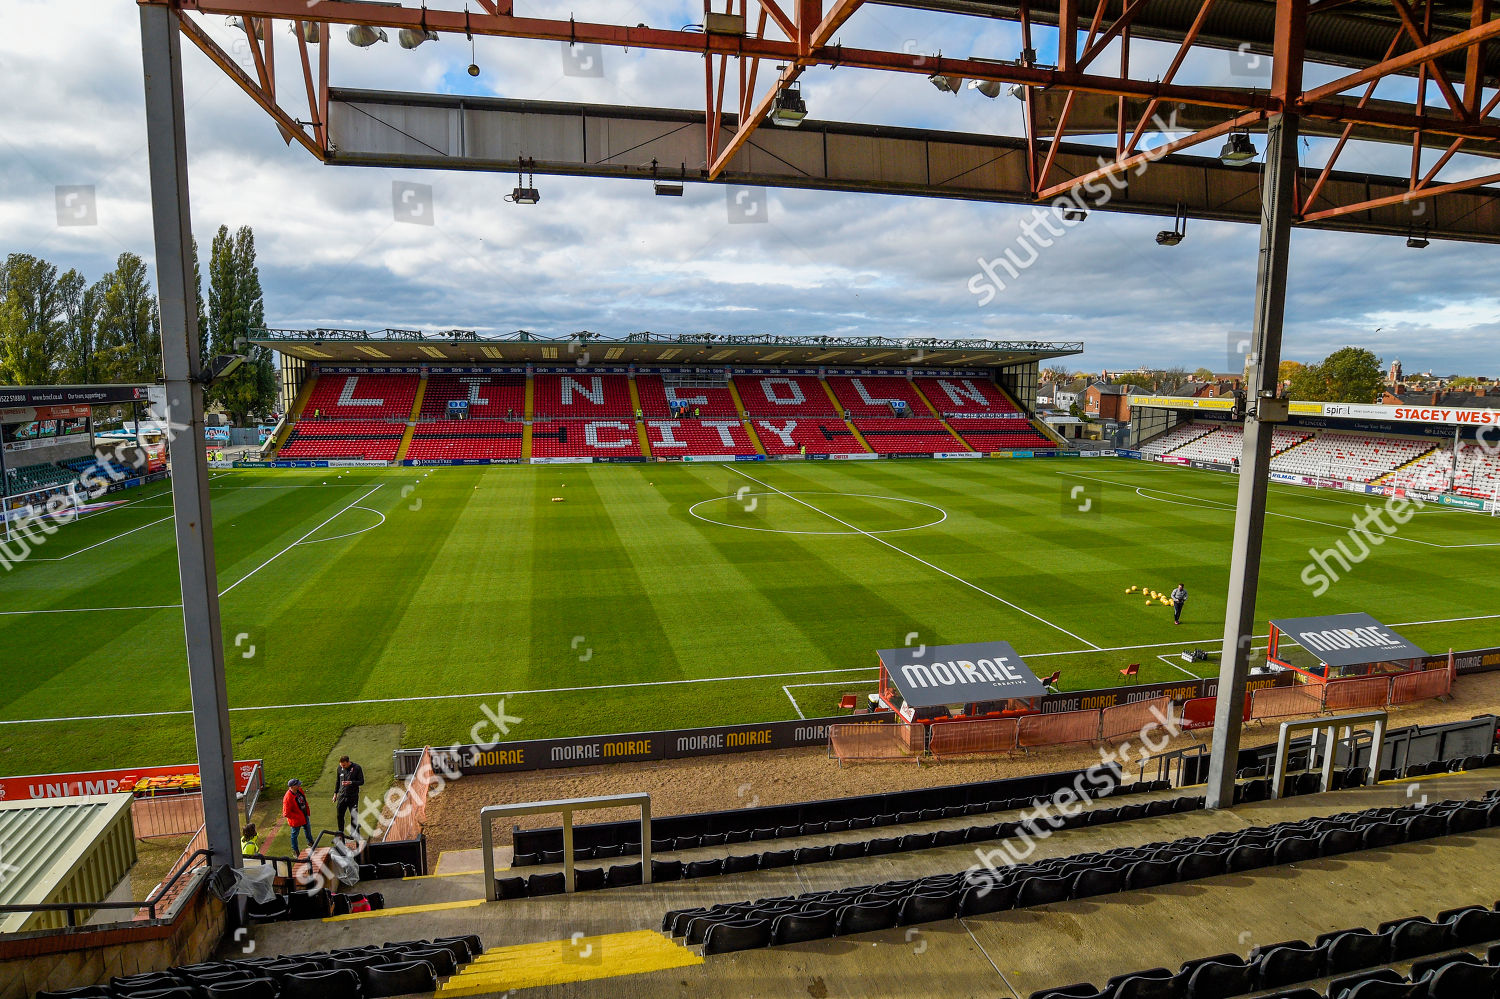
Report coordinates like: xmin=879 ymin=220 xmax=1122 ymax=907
xmin=334 ymin=756 xmax=365 ymax=839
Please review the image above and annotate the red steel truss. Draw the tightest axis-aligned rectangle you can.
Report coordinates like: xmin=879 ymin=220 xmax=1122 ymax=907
xmin=148 ymin=0 xmax=1500 ymax=230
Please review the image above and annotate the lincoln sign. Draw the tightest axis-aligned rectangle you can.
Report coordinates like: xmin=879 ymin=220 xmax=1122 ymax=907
xmin=877 ymin=640 xmax=1046 ymax=707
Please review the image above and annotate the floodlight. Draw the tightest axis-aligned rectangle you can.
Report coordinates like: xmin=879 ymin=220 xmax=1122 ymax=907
xmin=347 ymin=25 xmax=388 ymax=46
xmin=769 ymin=85 xmax=807 ymax=126
xmin=970 ymin=79 xmax=1002 ymax=98
xmin=399 ymin=28 xmax=439 ymax=49
xmin=1219 ymin=131 xmax=1258 ymax=166
xmin=928 ymin=73 xmax=964 ymax=93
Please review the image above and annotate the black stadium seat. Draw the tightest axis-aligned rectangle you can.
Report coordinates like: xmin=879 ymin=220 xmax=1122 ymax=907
xmin=835 ymin=900 xmax=898 ymax=935
xmin=361 ymin=961 xmax=438 ymax=998
xmin=771 ymin=910 xmax=836 ymax=945
xmin=280 ymin=968 xmax=361 ymax=999
xmin=702 ymin=919 xmax=773 ymax=954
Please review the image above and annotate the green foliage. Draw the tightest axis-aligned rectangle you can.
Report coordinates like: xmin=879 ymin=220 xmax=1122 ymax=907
xmin=1288 ymin=346 xmax=1385 ymax=403
xmin=0 ymin=254 xmax=68 ymax=384
xmin=207 ymin=226 xmax=275 ymax=423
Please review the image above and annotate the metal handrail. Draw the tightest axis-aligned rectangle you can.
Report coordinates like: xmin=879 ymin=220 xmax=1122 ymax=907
xmin=0 ymin=848 xmax=216 ymax=926
xmin=480 ymin=794 xmax=651 ymax=900
xmin=1136 ymin=742 xmax=1209 ymax=787
xmin=1272 ymin=710 xmax=1388 ymax=800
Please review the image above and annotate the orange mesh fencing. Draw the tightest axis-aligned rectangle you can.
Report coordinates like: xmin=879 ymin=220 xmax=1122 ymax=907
xmin=1099 ymin=696 xmax=1175 ymax=743
xmin=1322 ymin=676 xmax=1392 ymax=712
xmin=1249 ymin=684 xmax=1324 ymax=721
xmin=1017 ymin=709 xmax=1101 ymax=749
xmin=1179 ymin=696 xmax=1218 ymax=731
xmin=928 ymin=717 xmax=1020 ymax=757
xmin=1389 ymin=668 xmax=1452 ymax=704
xmin=829 ymin=722 xmax=923 ymax=762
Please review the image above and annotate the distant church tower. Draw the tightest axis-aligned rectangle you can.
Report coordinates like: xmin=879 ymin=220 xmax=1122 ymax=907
xmin=1389 ymin=358 xmax=1403 ymax=384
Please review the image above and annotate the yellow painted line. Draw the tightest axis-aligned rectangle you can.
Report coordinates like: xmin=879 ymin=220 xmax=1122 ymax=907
xmin=323 ymin=898 xmax=485 ymax=922
xmin=403 ymin=870 xmax=490 ymax=880
xmin=439 ymin=930 xmax=701 ymax=995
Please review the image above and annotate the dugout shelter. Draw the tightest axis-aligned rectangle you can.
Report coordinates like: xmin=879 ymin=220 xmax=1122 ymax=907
xmin=1266 ymin=612 xmax=1428 ymax=682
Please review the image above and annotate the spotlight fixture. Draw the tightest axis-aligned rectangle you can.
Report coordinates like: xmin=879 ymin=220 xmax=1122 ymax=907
xmin=769 ymin=84 xmax=807 ymax=126
xmin=508 ymin=160 xmax=540 ymax=204
xmin=650 ymin=159 xmax=685 ymax=196
xmin=293 ymin=20 xmax=321 ymax=43
xmin=1406 ymin=225 xmax=1430 ymax=249
xmin=464 ymin=7 xmax=480 ymax=75
xmin=399 ymin=28 xmax=439 ymax=48
xmin=1063 ymin=208 xmax=1088 ymax=222
xmin=347 ymin=25 xmax=388 ymax=46
xmin=229 ymin=16 xmax=265 ymax=40
xmin=1219 ymin=131 xmax=1258 ymax=166
xmin=969 ymin=79 xmax=1002 ymax=99
xmin=1156 ymin=202 xmax=1187 ymax=246
xmin=928 ymin=73 xmax=964 ymax=93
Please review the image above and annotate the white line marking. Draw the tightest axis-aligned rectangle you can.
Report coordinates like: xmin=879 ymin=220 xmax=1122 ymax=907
xmin=725 ymin=466 xmax=1102 ymax=650
xmin=29 ymin=515 xmax=174 ymax=561
xmin=0 ymin=664 xmax=886 ymax=725
xmin=1056 ymin=469 xmax=1500 ymax=549
xmin=0 ymin=604 xmax=182 ymax=617
xmin=688 ymin=491 xmax=947 ymax=535
xmin=782 ymin=685 xmax=806 ymax=719
xmin=1156 ymin=653 xmax=1210 ymax=680
xmin=295 ymin=505 xmax=386 ymax=546
xmin=218 ymin=485 xmax=383 ymax=596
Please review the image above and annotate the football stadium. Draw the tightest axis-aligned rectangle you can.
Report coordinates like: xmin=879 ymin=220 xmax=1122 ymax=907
xmin=5 ymin=0 xmax=1500 ymax=997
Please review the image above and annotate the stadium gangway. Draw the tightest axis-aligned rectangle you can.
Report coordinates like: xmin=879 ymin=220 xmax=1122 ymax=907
xmin=1270 ymin=710 xmax=1388 ymax=801
xmin=480 ymin=793 xmax=652 ymax=898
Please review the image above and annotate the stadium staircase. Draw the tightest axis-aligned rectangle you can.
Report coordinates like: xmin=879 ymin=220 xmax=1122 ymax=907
xmin=725 ymin=378 xmax=767 ymax=455
xmin=1374 ymin=446 xmax=1449 ymax=487
xmin=628 ymin=377 xmax=651 ymax=457
xmin=818 ymin=378 xmax=875 ymax=453
xmin=522 ymin=375 xmax=534 ymax=461
xmin=221 ymin=761 xmax=1500 ymax=999
xmin=394 ymin=375 xmax=428 ymax=462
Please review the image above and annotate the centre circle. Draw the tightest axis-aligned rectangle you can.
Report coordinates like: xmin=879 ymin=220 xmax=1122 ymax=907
xmin=687 ymin=491 xmax=948 ymax=535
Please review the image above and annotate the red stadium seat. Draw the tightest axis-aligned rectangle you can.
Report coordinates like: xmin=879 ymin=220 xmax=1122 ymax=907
xmin=946 ymin=419 xmax=1053 ymax=450
xmin=531 ymin=420 xmax=644 ymax=458
xmin=533 ymin=374 xmax=634 ymax=419
xmin=852 ymin=418 xmax=961 ymax=455
xmin=826 ymin=376 xmax=930 ymax=418
xmin=301 ymin=373 xmax=418 ymax=420
xmin=752 ymin=418 xmax=866 ymax=454
xmin=644 ymin=420 xmax=756 ymax=455
xmin=636 ymin=377 xmax=739 ymax=418
xmin=407 ymin=419 xmax=523 ymax=461
xmin=420 ymin=373 xmax=526 ymax=419
xmin=734 ymin=375 xmax=837 ymax=417
xmin=914 ymin=377 xmax=1019 ymax=416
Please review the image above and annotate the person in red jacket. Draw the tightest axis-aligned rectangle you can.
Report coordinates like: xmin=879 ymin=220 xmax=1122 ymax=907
xmin=282 ymin=778 xmax=313 ymax=856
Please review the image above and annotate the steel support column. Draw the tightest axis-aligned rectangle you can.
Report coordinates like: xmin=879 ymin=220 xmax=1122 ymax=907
xmin=1203 ymin=110 xmax=1300 ymax=809
xmin=141 ymin=3 xmax=242 ymax=868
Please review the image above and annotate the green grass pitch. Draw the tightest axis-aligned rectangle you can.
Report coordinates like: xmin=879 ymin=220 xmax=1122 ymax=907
xmin=3 ymin=457 xmax=1498 ymax=787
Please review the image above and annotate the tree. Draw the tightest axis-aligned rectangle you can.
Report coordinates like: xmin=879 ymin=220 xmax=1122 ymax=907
xmin=1278 ymin=360 xmax=1304 ymax=383
xmin=1193 ymin=367 xmax=1214 ymax=381
xmin=207 ymin=225 xmax=275 ymax=424
xmin=58 ymin=269 xmax=107 ymax=384
xmin=1286 ymin=347 xmax=1385 ymax=404
xmin=1039 ymin=366 xmax=1070 ymax=384
xmin=0 ymin=254 xmax=67 ymax=384
xmin=96 ymin=253 xmax=161 ymax=382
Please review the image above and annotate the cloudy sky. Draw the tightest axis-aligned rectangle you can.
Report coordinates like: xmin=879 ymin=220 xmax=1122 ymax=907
xmin=4 ymin=0 xmax=1498 ymax=375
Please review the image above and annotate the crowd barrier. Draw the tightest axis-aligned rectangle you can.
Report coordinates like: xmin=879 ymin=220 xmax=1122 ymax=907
xmin=381 ymin=746 xmax=435 ymax=842
xmin=1099 ymin=697 xmax=1174 ymax=743
xmin=1249 ymin=684 xmax=1326 ymax=721
xmin=1322 ymin=675 xmax=1393 ymax=712
xmin=130 ymin=793 xmax=205 ymax=840
xmin=828 ymin=723 xmax=923 ymax=763
xmin=1390 ymin=667 xmax=1455 ymax=704
xmin=927 ymin=717 xmax=1019 ymax=757
xmin=1018 ymin=709 xmax=1101 ymax=750
xmin=1243 ymin=667 xmax=1453 ymax=722
xmin=1179 ymin=696 xmax=1219 ymax=731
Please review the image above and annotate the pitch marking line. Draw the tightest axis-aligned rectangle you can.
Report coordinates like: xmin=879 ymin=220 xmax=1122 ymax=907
xmin=724 ymin=466 xmax=1103 ymax=651
xmin=297 ymin=505 xmax=387 ymax=546
xmin=2 ymin=609 xmax=1495 ymax=724
xmin=1156 ymin=653 xmax=1211 ymax=680
xmin=28 ymin=515 xmax=175 ymax=561
xmin=1055 ymin=470 xmax=1500 ymax=549
xmin=218 ymin=485 xmax=383 ymax=596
